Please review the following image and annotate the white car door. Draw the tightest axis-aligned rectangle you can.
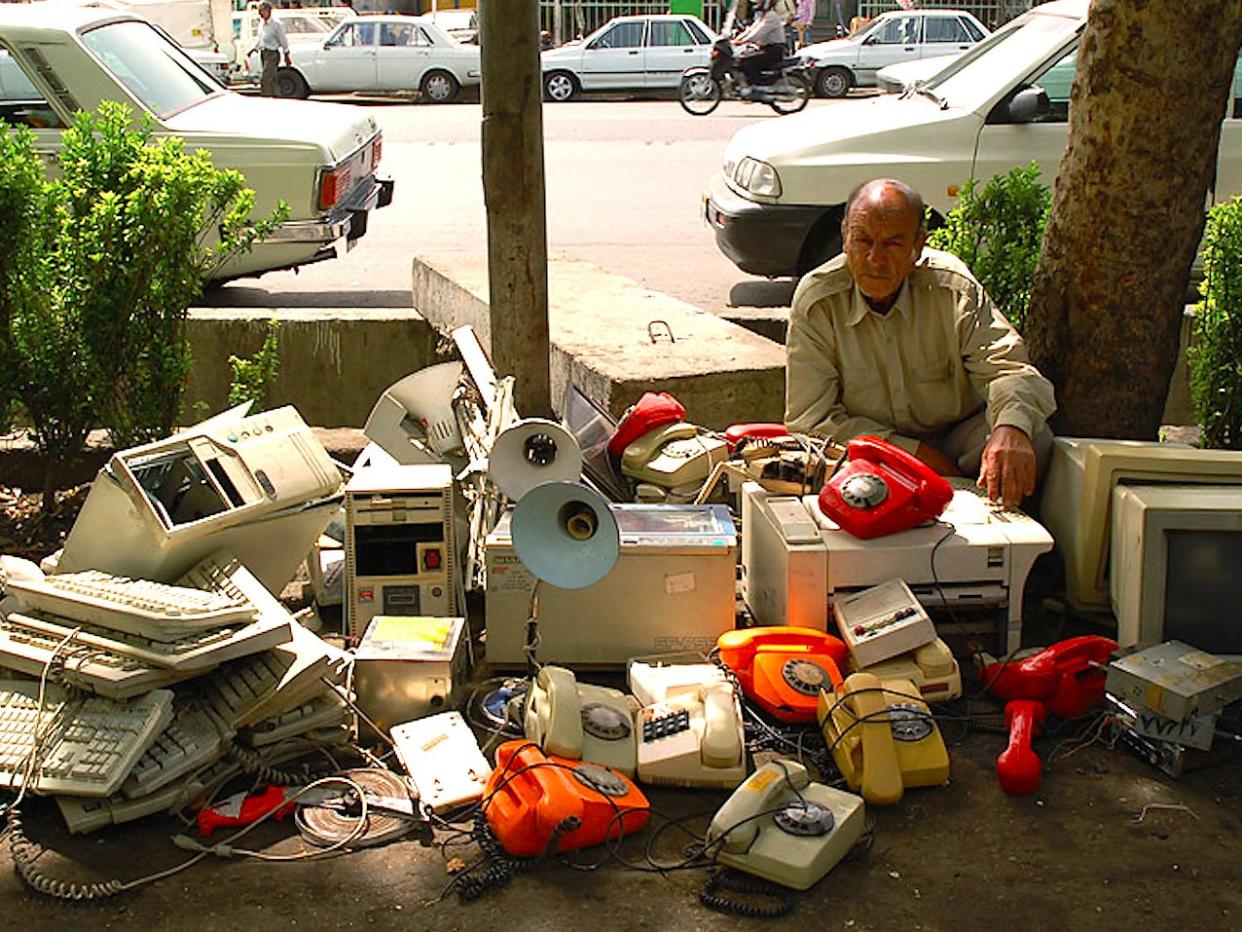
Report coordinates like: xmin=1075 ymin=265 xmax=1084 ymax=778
xmin=375 ymin=21 xmax=427 ymax=90
xmin=921 ymin=15 xmax=977 ymax=62
xmin=580 ymin=20 xmax=646 ymax=90
xmin=643 ymin=18 xmax=709 ymax=89
xmin=856 ymin=14 xmax=923 ymax=83
xmin=314 ymin=20 xmax=379 ymax=92
xmin=971 ymin=41 xmax=1076 ymax=191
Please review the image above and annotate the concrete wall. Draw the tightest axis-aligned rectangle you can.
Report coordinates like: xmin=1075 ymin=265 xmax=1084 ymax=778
xmin=184 ymin=307 xmax=441 ymax=428
xmin=411 ymin=254 xmax=787 ymax=428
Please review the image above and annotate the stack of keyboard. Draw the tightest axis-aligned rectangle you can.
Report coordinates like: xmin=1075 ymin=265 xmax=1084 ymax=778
xmin=0 ymin=550 xmax=354 ymax=833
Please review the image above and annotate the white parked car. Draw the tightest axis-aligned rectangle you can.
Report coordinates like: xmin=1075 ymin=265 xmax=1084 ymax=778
xmin=541 ymin=13 xmax=717 ymax=102
xmin=704 ymin=0 xmax=1242 ymax=278
xmin=0 ymin=6 xmax=393 ymax=282
xmin=278 ymin=15 xmax=481 ymax=102
xmin=800 ymin=8 xmax=988 ymax=98
xmin=421 ymin=9 xmax=477 ymax=45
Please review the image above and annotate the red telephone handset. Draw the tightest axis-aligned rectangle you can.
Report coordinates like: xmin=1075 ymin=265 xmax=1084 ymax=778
xmin=723 ymin=422 xmax=789 ymax=453
xmin=608 ymin=392 xmax=686 ymax=458
xmin=716 ymin=626 xmax=848 ymax=724
xmin=817 ymin=436 xmax=954 ymax=539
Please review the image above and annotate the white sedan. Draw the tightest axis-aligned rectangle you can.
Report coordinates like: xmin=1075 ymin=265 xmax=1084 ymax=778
xmin=541 ymin=14 xmax=717 ymax=102
xmin=278 ymin=15 xmax=480 ymax=102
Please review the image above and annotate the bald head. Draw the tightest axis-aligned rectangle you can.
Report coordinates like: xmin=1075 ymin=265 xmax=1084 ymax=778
xmin=841 ymin=179 xmax=928 ymax=311
xmin=843 ymin=179 xmax=926 ymax=238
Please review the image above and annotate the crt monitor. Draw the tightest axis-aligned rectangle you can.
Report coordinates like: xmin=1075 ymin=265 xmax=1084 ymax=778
xmin=1110 ymin=484 xmax=1242 ymax=654
xmin=1040 ymin=438 xmax=1242 ymax=612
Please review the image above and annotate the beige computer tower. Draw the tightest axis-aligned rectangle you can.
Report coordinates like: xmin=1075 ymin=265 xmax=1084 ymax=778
xmin=345 ymin=463 xmax=457 ymax=639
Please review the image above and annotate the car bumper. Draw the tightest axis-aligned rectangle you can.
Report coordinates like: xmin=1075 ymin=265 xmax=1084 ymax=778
xmin=265 ymin=175 xmax=394 ymax=247
xmin=703 ymin=173 xmax=831 ymax=278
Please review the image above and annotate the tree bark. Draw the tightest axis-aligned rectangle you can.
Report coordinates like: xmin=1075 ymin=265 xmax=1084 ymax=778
xmin=1025 ymin=0 xmax=1242 ymax=438
xmin=479 ymin=1 xmax=553 ymax=418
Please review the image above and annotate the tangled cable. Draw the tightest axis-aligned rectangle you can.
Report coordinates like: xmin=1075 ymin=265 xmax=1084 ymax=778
xmin=8 ymin=803 xmax=127 ymax=900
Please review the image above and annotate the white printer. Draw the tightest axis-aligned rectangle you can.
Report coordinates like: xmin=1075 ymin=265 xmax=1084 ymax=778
xmin=741 ymin=480 xmax=1052 ymax=653
xmin=485 ymin=504 xmax=738 ymax=667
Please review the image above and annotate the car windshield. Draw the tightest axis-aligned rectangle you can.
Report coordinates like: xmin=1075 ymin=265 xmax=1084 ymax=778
xmin=923 ymin=9 xmax=1083 ymax=110
xmin=81 ymin=20 xmax=221 ymax=118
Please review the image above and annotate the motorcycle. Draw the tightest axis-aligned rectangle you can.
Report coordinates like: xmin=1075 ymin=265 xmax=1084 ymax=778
xmin=679 ymin=38 xmax=811 ymax=116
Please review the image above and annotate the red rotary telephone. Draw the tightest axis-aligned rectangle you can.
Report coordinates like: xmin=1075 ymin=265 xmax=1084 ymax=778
xmin=818 ymin=436 xmax=954 ymax=539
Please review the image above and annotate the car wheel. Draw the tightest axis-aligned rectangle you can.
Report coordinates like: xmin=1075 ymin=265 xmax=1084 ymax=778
xmin=816 ymin=67 xmax=851 ymax=99
xmin=543 ymin=71 xmax=577 ymax=102
xmin=421 ymin=70 xmax=460 ymax=104
xmin=276 ymin=68 xmax=309 ymax=100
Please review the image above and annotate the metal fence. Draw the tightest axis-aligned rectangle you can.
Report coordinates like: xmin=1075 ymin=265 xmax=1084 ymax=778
xmin=538 ymin=2 xmax=730 ymax=43
xmin=856 ymin=1 xmax=1034 ymax=30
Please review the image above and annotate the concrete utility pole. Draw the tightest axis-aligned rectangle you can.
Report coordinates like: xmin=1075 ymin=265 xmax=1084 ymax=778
xmin=478 ymin=1 xmax=552 ymax=418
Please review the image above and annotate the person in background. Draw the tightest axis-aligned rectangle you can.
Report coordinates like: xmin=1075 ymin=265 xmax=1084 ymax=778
xmin=793 ymin=0 xmax=816 ymax=48
xmin=731 ymin=0 xmax=786 ymax=91
xmin=785 ymin=179 xmax=1056 ymax=507
xmin=247 ymin=1 xmax=291 ymax=98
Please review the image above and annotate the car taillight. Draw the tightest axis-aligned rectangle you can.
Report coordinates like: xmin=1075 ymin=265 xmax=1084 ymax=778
xmin=318 ymin=163 xmax=352 ymax=211
xmin=371 ymin=135 xmax=382 ymax=170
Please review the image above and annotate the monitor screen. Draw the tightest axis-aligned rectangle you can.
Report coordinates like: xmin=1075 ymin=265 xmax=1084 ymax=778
xmin=1163 ymin=529 xmax=1242 ymax=654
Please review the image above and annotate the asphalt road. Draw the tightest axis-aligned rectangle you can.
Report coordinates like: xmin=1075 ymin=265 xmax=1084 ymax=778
xmin=202 ymin=96 xmax=844 ymax=313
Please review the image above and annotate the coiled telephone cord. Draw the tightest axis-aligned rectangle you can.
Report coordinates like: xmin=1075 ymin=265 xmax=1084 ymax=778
xmin=228 ymin=741 xmax=320 ymax=786
xmin=8 ymin=803 xmax=126 ymax=900
xmin=455 ymin=812 xmax=580 ymax=902
xmin=698 ymin=868 xmax=794 ymax=919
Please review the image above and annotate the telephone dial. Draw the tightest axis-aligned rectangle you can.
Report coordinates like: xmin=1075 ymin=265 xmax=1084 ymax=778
xmin=620 ymin=421 xmax=729 ymax=492
xmin=716 ymin=626 xmax=849 ymax=725
xmin=524 ymin=665 xmax=638 ymax=776
xmin=635 ymin=680 xmax=747 ymax=789
xmin=818 ymin=436 xmax=953 ymax=539
xmin=705 ymin=759 xmax=865 ymax=891
xmin=818 ymin=671 xmax=950 ymax=805
xmin=485 ymin=740 xmax=650 ymax=857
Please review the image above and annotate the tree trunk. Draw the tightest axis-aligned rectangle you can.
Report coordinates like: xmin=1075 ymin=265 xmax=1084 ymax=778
xmin=1025 ymin=0 xmax=1242 ymax=438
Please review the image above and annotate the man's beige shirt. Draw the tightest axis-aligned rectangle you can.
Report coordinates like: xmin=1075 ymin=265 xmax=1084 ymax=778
xmin=784 ymin=248 xmax=1055 ymax=453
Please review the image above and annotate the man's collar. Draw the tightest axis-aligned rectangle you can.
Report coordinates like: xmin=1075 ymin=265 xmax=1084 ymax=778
xmin=847 ymin=278 xmax=914 ymax=326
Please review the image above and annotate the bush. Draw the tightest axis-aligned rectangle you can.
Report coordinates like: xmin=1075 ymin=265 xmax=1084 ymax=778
xmin=1189 ymin=196 xmax=1242 ymax=450
xmin=0 ymin=104 xmax=286 ymax=504
xmin=927 ymin=163 xmax=1051 ymax=333
xmin=228 ymin=319 xmax=283 ymax=409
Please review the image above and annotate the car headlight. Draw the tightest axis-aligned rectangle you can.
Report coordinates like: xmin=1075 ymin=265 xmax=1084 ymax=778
xmin=733 ymin=157 xmax=781 ymax=198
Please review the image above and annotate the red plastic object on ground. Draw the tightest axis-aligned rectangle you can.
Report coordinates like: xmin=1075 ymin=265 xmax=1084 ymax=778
xmin=997 ymin=699 xmax=1047 ymax=795
xmin=716 ymin=626 xmax=848 ymax=724
xmin=979 ymin=635 xmax=1118 ymax=795
xmin=723 ymin=422 xmax=789 ymax=453
xmin=607 ymin=392 xmax=685 ymax=458
xmin=197 ymin=785 xmax=296 ymax=837
xmin=485 ymin=741 xmax=650 ymax=857
xmin=817 ymin=436 xmax=954 ymax=539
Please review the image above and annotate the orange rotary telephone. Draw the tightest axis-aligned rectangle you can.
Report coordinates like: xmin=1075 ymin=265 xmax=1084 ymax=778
xmin=716 ymin=626 xmax=849 ymax=724
xmin=817 ymin=436 xmax=953 ymax=539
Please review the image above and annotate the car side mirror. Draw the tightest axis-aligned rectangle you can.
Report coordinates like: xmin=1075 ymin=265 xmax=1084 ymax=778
xmin=1007 ymin=86 xmax=1051 ymax=123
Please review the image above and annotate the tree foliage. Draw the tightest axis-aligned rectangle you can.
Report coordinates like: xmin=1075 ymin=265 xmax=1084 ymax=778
xmin=1189 ymin=197 xmax=1242 ymax=449
xmin=228 ymin=319 xmax=283 ymax=409
xmin=0 ymin=103 xmax=287 ymax=504
xmin=927 ymin=163 xmax=1051 ymax=333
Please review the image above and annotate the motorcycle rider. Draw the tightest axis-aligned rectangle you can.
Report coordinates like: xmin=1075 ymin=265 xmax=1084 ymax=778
xmin=731 ymin=0 xmax=787 ymax=94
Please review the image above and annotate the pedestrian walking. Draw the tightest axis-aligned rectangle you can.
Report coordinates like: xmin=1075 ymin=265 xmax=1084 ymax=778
xmin=247 ymin=1 xmax=291 ymax=98
xmin=794 ymin=0 xmax=816 ymax=47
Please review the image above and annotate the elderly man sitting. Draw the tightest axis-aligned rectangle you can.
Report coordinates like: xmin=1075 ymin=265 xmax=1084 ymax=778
xmin=784 ymin=178 xmax=1055 ymax=508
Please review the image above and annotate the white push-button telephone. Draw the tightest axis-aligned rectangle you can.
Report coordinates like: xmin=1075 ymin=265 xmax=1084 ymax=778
xmin=635 ymin=680 xmax=746 ymax=789
xmin=706 ymin=759 xmax=865 ymax=890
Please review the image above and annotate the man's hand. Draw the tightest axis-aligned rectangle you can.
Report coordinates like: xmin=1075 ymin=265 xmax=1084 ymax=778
xmin=283 ymin=53 xmax=292 ymax=67
xmin=915 ymin=442 xmax=962 ymax=478
xmin=979 ymin=425 xmax=1036 ymax=508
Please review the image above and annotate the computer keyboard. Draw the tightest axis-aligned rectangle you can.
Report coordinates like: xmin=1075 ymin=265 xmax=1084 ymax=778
xmin=2 ymin=608 xmax=292 ymax=673
xmin=121 ymin=700 xmax=232 ymax=799
xmin=6 ymin=570 xmax=257 ymax=641
xmin=0 ymin=678 xmax=173 ymax=797
xmin=197 ymin=621 xmax=351 ymax=730
xmin=240 ymin=691 xmax=352 ymax=748
xmin=0 ymin=613 xmax=198 ymax=699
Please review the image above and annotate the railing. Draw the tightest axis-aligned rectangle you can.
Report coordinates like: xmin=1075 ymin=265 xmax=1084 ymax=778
xmin=538 ymin=1 xmax=730 ymax=43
